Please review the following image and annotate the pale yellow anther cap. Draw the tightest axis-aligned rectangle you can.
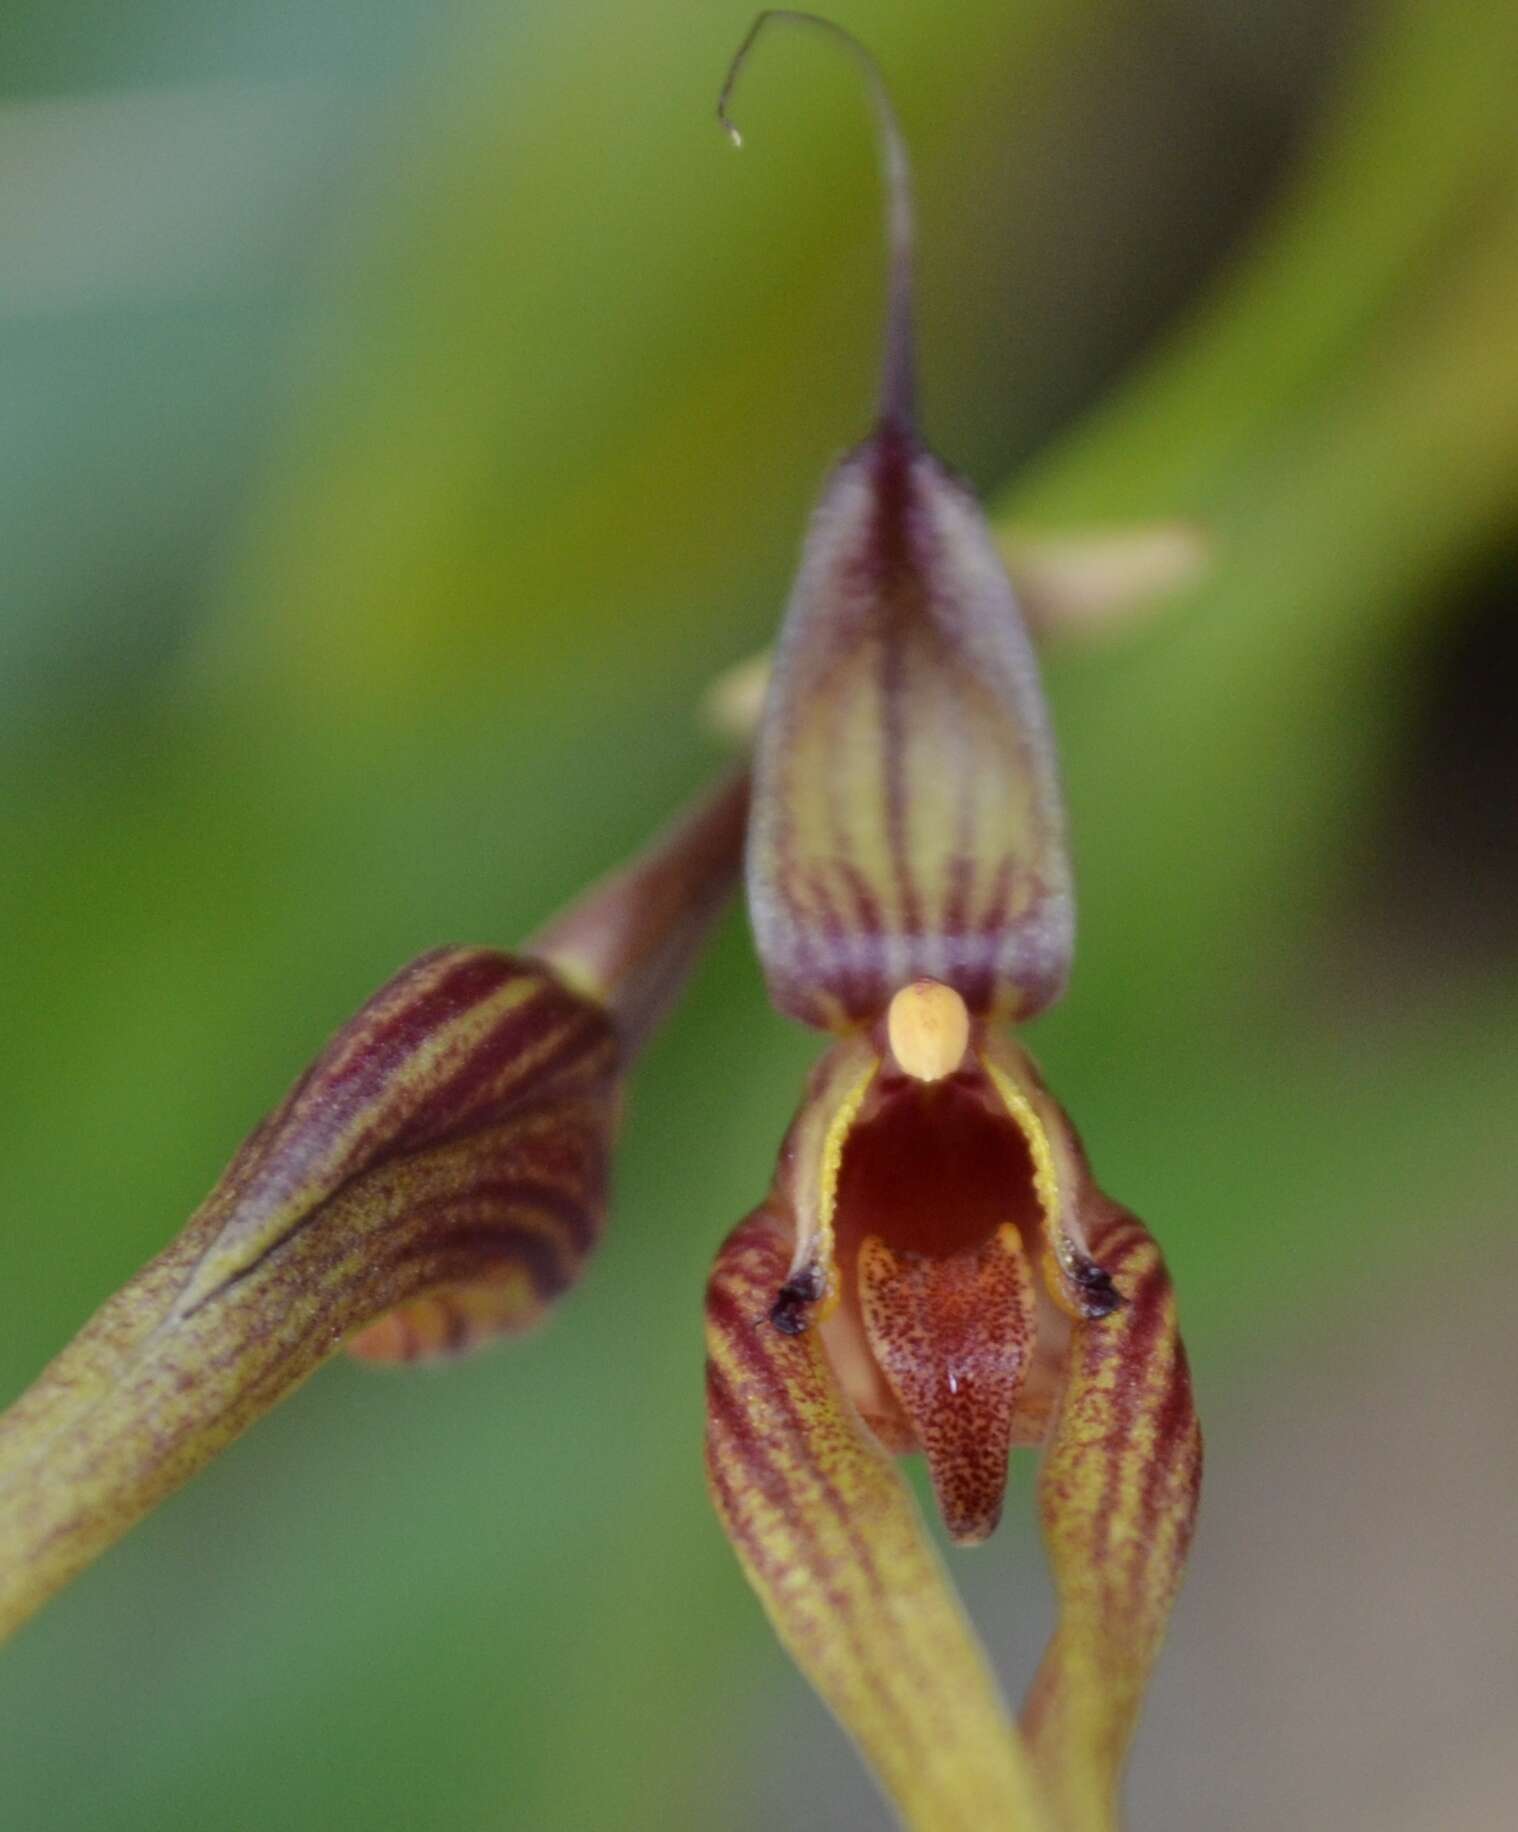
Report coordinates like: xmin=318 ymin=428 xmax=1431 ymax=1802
xmin=886 ymin=980 xmax=970 ymax=1082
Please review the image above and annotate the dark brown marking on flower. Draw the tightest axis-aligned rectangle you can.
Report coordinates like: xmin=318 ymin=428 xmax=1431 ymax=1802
xmin=869 ymin=433 xmax=929 ymax=959
xmin=1138 ymin=1342 xmax=1201 ymax=1559
xmin=1070 ymin=1252 xmax=1123 ymax=1319
xmin=794 ymin=865 xmax=852 ymax=1016
xmin=879 ymin=632 xmax=925 ymax=950
xmin=420 ymin=1161 xmax=609 ymax=1259
xmin=769 ymin=1262 xmax=825 ymax=1335
xmin=833 ymin=862 xmax=884 ymax=933
xmin=979 ymin=852 xmax=1014 ymax=925
xmin=441 ymin=1301 xmax=471 ymax=1356
xmin=864 ymin=416 xmax=917 ymax=581
xmin=394 ymin=1217 xmax=578 ymax=1300
xmin=709 ymin=1240 xmax=881 ymax=1594
xmin=1080 ymin=1258 xmax=1172 ymax=1571
xmin=941 ymin=850 xmax=974 ymax=945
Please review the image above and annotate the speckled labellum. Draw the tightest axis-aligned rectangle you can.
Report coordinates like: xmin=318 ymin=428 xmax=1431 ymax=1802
xmin=706 ymin=16 xmax=1199 ymax=1830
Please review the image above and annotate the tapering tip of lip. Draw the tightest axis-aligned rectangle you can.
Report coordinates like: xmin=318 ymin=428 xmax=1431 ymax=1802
xmin=857 ymin=1225 xmax=1035 ymax=1551
xmin=944 ymin=1499 xmax=1003 ymax=1547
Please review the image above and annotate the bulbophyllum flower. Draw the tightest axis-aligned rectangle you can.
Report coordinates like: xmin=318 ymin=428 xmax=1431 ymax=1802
xmin=704 ymin=14 xmax=1199 ymax=1829
xmin=0 ymin=14 xmax=1200 ymax=1829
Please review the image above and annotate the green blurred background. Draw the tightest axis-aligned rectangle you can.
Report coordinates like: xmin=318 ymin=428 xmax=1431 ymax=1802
xmin=2 ymin=1 xmax=1515 ymax=1827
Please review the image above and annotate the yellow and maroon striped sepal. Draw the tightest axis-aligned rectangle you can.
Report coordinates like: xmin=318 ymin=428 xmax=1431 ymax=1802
xmin=1023 ymin=1196 xmax=1202 ymax=1832
xmin=746 ymin=423 xmax=1074 ymax=1033
xmin=705 ymin=1208 xmax=1050 ymax=1832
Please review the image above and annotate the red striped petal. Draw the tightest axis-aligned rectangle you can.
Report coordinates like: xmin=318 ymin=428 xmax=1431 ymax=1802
xmin=1021 ymin=1192 xmax=1202 ymax=1831
xmin=706 ymin=1208 xmax=1050 ymax=1830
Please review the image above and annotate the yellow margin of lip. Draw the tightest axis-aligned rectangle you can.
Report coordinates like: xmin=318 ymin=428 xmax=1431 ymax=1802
xmin=805 ymin=1054 xmax=880 ymax=1322
xmin=981 ymin=1051 xmax=1074 ymax=1296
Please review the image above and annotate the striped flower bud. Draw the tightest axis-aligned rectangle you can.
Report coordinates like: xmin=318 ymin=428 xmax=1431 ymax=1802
xmin=0 ymin=769 xmax=748 ymax=1640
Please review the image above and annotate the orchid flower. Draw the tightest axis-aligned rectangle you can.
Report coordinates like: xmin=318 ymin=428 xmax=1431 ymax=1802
xmin=0 ymin=14 xmax=1199 ymax=1829
xmin=703 ymin=18 xmax=1199 ymax=1827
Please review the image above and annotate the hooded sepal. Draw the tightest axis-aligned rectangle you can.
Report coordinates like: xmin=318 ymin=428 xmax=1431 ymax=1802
xmin=747 ymin=424 xmax=1073 ymax=1032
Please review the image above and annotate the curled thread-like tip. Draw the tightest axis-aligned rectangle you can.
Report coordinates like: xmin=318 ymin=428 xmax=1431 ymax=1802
xmin=716 ymin=10 xmax=916 ymax=426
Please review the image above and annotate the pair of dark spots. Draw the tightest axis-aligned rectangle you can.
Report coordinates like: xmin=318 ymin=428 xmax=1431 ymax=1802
xmin=769 ymin=1252 xmax=1121 ymax=1333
